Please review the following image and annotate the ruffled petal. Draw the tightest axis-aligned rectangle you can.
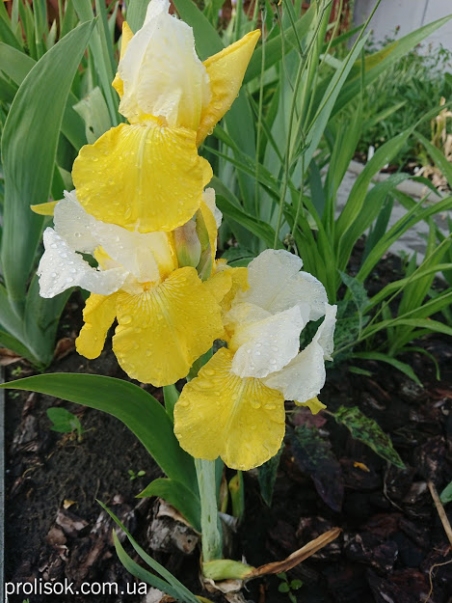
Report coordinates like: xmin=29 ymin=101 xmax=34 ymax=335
xmin=263 ymin=305 xmax=336 ymax=401
xmin=55 ymin=192 xmax=176 ymax=282
xmin=37 ymin=228 xmax=127 ymax=298
xmin=237 ymin=249 xmax=327 ymax=321
xmin=263 ymin=338 xmax=326 ymax=403
xmin=174 ymin=348 xmax=285 ymax=470
xmin=202 ymin=269 xmax=232 ymax=304
xmin=219 ymin=266 xmax=249 ymax=313
xmin=315 ymin=304 xmax=337 ymax=361
xmin=72 ymin=122 xmax=212 ymax=233
xmin=76 ymin=293 xmax=119 ymax=359
xmin=53 ymin=192 xmax=101 ymax=254
xmin=229 ymin=304 xmax=305 ymax=378
xmin=197 ymin=30 xmax=260 ymax=145
xmin=112 ymin=267 xmax=224 ymax=386
xmin=117 ymin=0 xmax=210 ymax=128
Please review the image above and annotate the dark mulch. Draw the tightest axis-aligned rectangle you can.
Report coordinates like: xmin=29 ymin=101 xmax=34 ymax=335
xmin=4 ymin=262 xmax=452 ymax=603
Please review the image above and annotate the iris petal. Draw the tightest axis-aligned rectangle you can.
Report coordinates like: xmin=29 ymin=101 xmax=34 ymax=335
xmin=174 ymin=348 xmax=285 ymax=470
xmin=112 ymin=267 xmax=224 ymax=386
xmin=72 ymin=122 xmax=212 ymax=233
xmin=197 ymin=30 xmax=261 ymax=145
xmin=76 ymin=293 xmax=119 ymax=359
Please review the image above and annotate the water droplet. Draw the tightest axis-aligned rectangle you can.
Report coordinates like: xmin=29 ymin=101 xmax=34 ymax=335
xmin=74 ymin=232 xmax=81 ymax=238
xmin=250 ymin=399 xmax=261 ymax=409
xmin=50 ymin=243 xmax=58 ymax=249
xmin=121 ymin=315 xmax=132 ymax=324
xmin=66 ymin=277 xmax=74 ymax=283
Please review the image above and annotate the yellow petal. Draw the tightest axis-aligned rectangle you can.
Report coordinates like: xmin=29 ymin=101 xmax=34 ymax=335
xmin=76 ymin=293 xmax=119 ymax=359
xmin=112 ymin=267 xmax=224 ymax=386
xmin=295 ymin=396 xmax=326 ymax=415
xmin=197 ymin=30 xmax=260 ymax=146
xmin=72 ymin=122 xmax=212 ymax=233
xmin=220 ymin=267 xmax=249 ymax=313
xmin=202 ymin=269 xmax=232 ymax=304
xmin=174 ymin=347 xmax=285 ymax=470
xmin=112 ymin=21 xmax=134 ymax=99
xmin=31 ymin=201 xmax=58 ymax=216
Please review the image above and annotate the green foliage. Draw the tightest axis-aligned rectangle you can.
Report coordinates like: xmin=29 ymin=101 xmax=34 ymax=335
xmin=0 ymin=0 xmax=125 ymax=368
xmin=440 ymin=481 xmax=452 ymax=505
xmin=47 ymin=407 xmax=84 ymax=441
xmin=333 ymin=406 xmax=405 ymax=468
xmin=357 ymin=35 xmax=452 ymax=166
xmin=100 ymin=502 xmax=201 ymax=603
xmin=277 ymin=572 xmax=303 ymax=603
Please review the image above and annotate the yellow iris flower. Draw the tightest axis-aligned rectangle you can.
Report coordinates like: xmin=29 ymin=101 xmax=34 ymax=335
xmin=174 ymin=250 xmax=337 ymax=471
xmin=71 ymin=0 xmax=260 ymax=233
xmin=37 ymin=191 xmax=230 ymax=386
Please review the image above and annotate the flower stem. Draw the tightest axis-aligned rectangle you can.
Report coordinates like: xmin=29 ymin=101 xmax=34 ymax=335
xmin=195 ymin=458 xmax=223 ymax=562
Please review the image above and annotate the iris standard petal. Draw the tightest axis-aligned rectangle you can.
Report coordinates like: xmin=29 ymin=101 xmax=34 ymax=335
xmin=174 ymin=348 xmax=285 ymax=470
xmin=54 ymin=192 xmax=175 ymax=282
xmin=112 ymin=267 xmax=224 ymax=386
xmin=72 ymin=122 xmax=212 ymax=233
xmin=263 ymin=338 xmax=326 ymax=404
xmin=197 ymin=30 xmax=261 ymax=145
xmin=237 ymin=249 xmax=327 ymax=321
xmin=76 ymin=293 xmax=119 ymax=359
xmin=116 ymin=0 xmax=210 ymax=128
xmin=38 ymin=228 xmax=127 ymax=298
xmin=229 ymin=304 xmax=305 ymax=378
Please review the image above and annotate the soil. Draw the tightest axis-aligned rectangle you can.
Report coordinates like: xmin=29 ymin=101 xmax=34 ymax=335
xmin=4 ymin=258 xmax=452 ymax=603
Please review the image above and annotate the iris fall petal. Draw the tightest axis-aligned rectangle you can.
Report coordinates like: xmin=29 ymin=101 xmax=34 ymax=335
xmin=72 ymin=122 xmax=212 ymax=233
xmin=174 ymin=348 xmax=285 ymax=470
xmin=76 ymin=293 xmax=119 ymax=359
xmin=112 ymin=267 xmax=225 ymax=386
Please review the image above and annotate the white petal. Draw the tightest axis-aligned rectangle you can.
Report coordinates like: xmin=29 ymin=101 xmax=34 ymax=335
xmin=314 ymin=304 xmax=337 ymax=361
xmin=118 ymin=0 xmax=210 ymax=128
xmin=263 ymin=339 xmax=326 ymax=403
xmin=230 ymin=305 xmax=305 ymax=379
xmin=94 ymin=226 xmax=173 ymax=283
xmin=237 ymin=249 xmax=328 ymax=321
xmin=54 ymin=192 xmax=174 ymax=282
xmin=203 ymin=187 xmax=222 ymax=228
xmin=263 ymin=306 xmax=336 ymax=401
xmin=38 ymin=229 xmax=127 ymax=298
xmin=53 ymin=191 xmax=99 ymax=253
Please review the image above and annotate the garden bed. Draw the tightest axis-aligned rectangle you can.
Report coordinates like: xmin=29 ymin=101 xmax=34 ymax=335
xmin=4 ymin=254 xmax=452 ymax=603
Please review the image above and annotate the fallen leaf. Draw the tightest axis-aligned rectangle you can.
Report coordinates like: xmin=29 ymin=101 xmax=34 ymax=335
xmin=246 ymin=527 xmax=342 ymax=578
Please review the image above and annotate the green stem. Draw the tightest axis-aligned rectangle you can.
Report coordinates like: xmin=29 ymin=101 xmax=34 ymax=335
xmin=195 ymin=458 xmax=223 ymax=562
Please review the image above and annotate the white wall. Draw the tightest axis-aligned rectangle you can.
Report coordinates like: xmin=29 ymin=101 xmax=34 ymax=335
xmin=354 ymin=0 xmax=452 ymax=54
